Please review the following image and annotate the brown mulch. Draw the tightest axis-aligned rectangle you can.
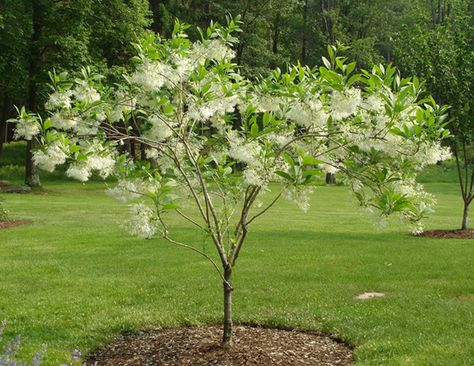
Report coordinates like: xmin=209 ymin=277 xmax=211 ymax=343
xmin=86 ymin=325 xmax=353 ymax=366
xmin=0 ymin=220 xmax=32 ymax=229
xmin=415 ymin=229 xmax=474 ymax=239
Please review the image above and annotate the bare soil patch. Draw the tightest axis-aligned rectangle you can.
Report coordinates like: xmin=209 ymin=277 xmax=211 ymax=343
xmin=415 ymin=229 xmax=474 ymax=239
xmin=86 ymin=325 xmax=353 ymax=366
xmin=0 ymin=220 xmax=32 ymax=229
xmin=354 ymin=292 xmax=386 ymax=300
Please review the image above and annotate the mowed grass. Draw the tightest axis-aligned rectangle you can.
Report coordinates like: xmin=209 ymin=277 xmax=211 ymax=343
xmin=0 ymin=181 xmax=473 ymax=365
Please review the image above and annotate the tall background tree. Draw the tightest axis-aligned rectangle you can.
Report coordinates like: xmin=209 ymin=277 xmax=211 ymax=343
xmin=394 ymin=0 xmax=474 ymax=229
xmin=0 ymin=0 xmax=150 ymax=186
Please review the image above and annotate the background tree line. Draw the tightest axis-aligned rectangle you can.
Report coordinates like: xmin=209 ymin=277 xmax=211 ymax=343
xmin=0 ymin=0 xmax=473 ymax=223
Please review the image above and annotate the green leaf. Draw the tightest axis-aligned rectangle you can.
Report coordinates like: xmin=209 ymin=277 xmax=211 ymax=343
xmin=275 ymin=171 xmax=293 ymax=181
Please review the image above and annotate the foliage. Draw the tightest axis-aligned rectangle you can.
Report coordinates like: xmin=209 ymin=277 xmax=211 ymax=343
xmin=394 ymin=1 xmax=474 ymax=228
xmin=11 ymin=18 xmax=451 ymax=344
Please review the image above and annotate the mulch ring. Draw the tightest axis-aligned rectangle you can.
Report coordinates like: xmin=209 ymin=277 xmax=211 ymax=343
xmin=415 ymin=229 xmax=474 ymax=239
xmin=0 ymin=220 xmax=32 ymax=229
xmin=86 ymin=325 xmax=353 ymax=366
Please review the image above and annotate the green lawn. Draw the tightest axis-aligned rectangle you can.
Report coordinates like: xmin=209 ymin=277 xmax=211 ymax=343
xmin=0 ymin=180 xmax=473 ymax=365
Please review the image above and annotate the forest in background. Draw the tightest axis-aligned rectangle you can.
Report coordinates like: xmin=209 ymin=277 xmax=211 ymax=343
xmin=0 ymin=0 xmax=473 ymax=183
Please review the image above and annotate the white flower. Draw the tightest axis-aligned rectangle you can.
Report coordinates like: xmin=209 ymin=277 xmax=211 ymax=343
xmin=66 ymin=163 xmax=91 ymax=182
xmin=243 ymin=167 xmax=264 ymax=186
xmin=144 ymin=115 xmax=173 ymax=141
xmin=173 ymin=54 xmax=194 ymax=78
xmin=87 ymin=155 xmax=115 ymax=178
xmin=72 ymin=120 xmax=100 ymax=136
xmin=284 ymin=185 xmax=313 ymax=212
xmin=107 ymin=179 xmax=142 ymax=203
xmin=287 ymin=103 xmax=312 ymax=127
xmin=191 ymin=39 xmax=235 ymax=65
xmin=33 ymin=141 xmax=68 ymax=172
xmin=131 ymin=60 xmax=178 ymax=91
xmin=51 ymin=112 xmax=77 ymax=130
xmin=363 ymin=94 xmax=385 ymax=113
xmin=127 ymin=203 xmax=158 ymax=239
xmin=228 ymin=141 xmax=259 ymax=165
xmin=74 ymin=82 xmax=100 ymax=104
xmin=45 ymin=90 xmax=72 ymax=110
xmin=411 ymin=142 xmax=451 ymax=168
xmin=14 ymin=116 xmax=40 ymax=140
xmin=331 ymin=88 xmax=361 ymax=120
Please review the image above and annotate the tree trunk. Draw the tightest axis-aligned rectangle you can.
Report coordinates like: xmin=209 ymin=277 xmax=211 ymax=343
xmin=0 ymin=94 xmax=9 ymax=156
xmin=461 ymin=200 xmax=469 ymax=230
xmin=25 ymin=140 xmax=41 ymax=187
xmin=301 ymin=0 xmax=308 ymax=64
xmin=272 ymin=11 xmax=280 ymax=55
xmin=222 ymin=266 xmax=233 ymax=347
xmin=325 ymin=172 xmax=336 ymax=185
xmin=437 ymin=0 xmax=443 ymax=23
xmin=25 ymin=0 xmax=42 ymax=188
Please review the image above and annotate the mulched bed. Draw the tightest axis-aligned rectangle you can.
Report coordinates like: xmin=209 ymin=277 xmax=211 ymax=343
xmin=0 ymin=220 xmax=32 ymax=229
xmin=415 ymin=229 xmax=474 ymax=239
xmin=86 ymin=325 xmax=353 ymax=366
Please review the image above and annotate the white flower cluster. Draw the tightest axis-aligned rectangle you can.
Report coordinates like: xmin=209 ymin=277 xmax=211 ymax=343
xmin=413 ymin=142 xmax=451 ymax=168
xmin=191 ymin=39 xmax=235 ymax=65
xmin=284 ymin=185 xmax=314 ymax=212
xmin=144 ymin=115 xmax=173 ymax=141
xmin=362 ymin=94 xmax=385 ymax=114
xmin=73 ymin=82 xmax=100 ymax=104
xmin=66 ymin=163 xmax=91 ymax=182
xmin=187 ymin=95 xmax=239 ymax=122
xmin=131 ymin=60 xmax=178 ymax=91
xmin=14 ymin=115 xmax=40 ymax=141
xmin=50 ymin=112 xmax=77 ymax=130
xmin=107 ymin=179 xmax=143 ymax=203
xmin=331 ymin=88 xmax=362 ymax=120
xmin=45 ymin=90 xmax=72 ymax=110
xmin=33 ymin=140 xmax=68 ymax=172
xmin=126 ymin=203 xmax=158 ymax=239
xmin=65 ymin=142 xmax=115 ymax=182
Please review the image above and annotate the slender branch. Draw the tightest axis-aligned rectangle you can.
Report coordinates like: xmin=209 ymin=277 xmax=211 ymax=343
xmin=247 ymin=191 xmax=283 ymax=225
xmin=175 ymin=209 xmax=205 ymax=230
xmin=454 ymin=144 xmax=466 ymax=198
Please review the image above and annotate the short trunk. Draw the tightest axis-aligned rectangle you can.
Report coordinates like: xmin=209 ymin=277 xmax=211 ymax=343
xmin=222 ymin=267 xmax=233 ymax=347
xmin=25 ymin=140 xmax=41 ymax=187
xmin=325 ymin=172 xmax=336 ymax=185
xmin=461 ymin=201 xmax=469 ymax=230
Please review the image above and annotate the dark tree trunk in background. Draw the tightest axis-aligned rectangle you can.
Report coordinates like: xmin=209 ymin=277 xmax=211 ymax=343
xmin=236 ymin=43 xmax=245 ymax=66
xmin=301 ymin=0 xmax=308 ymax=64
xmin=325 ymin=172 xmax=336 ymax=185
xmin=272 ymin=11 xmax=280 ymax=54
xmin=321 ymin=0 xmax=335 ymax=44
xmin=149 ymin=0 xmax=161 ymax=33
xmin=0 ymin=95 xmax=10 ymax=156
xmin=25 ymin=0 xmax=42 ymax=187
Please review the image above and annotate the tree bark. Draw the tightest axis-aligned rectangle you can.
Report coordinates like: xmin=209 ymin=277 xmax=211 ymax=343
xmin=301 ymin=0 xmax=308 ymax=64
xmin=222 ymin=266 xmax=233 ymax=347
xmin=325 ymin=172 xmax=336 ymax=185
xmin=25 ymin=0 xmax=42 ymax=187
xmin=0 ymin=94 xmax=9 ymax=156
xmin=461 ymin=201 xmax=469 ymax=230
xmin=272 ymin=11 xmax=280 ymax=55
